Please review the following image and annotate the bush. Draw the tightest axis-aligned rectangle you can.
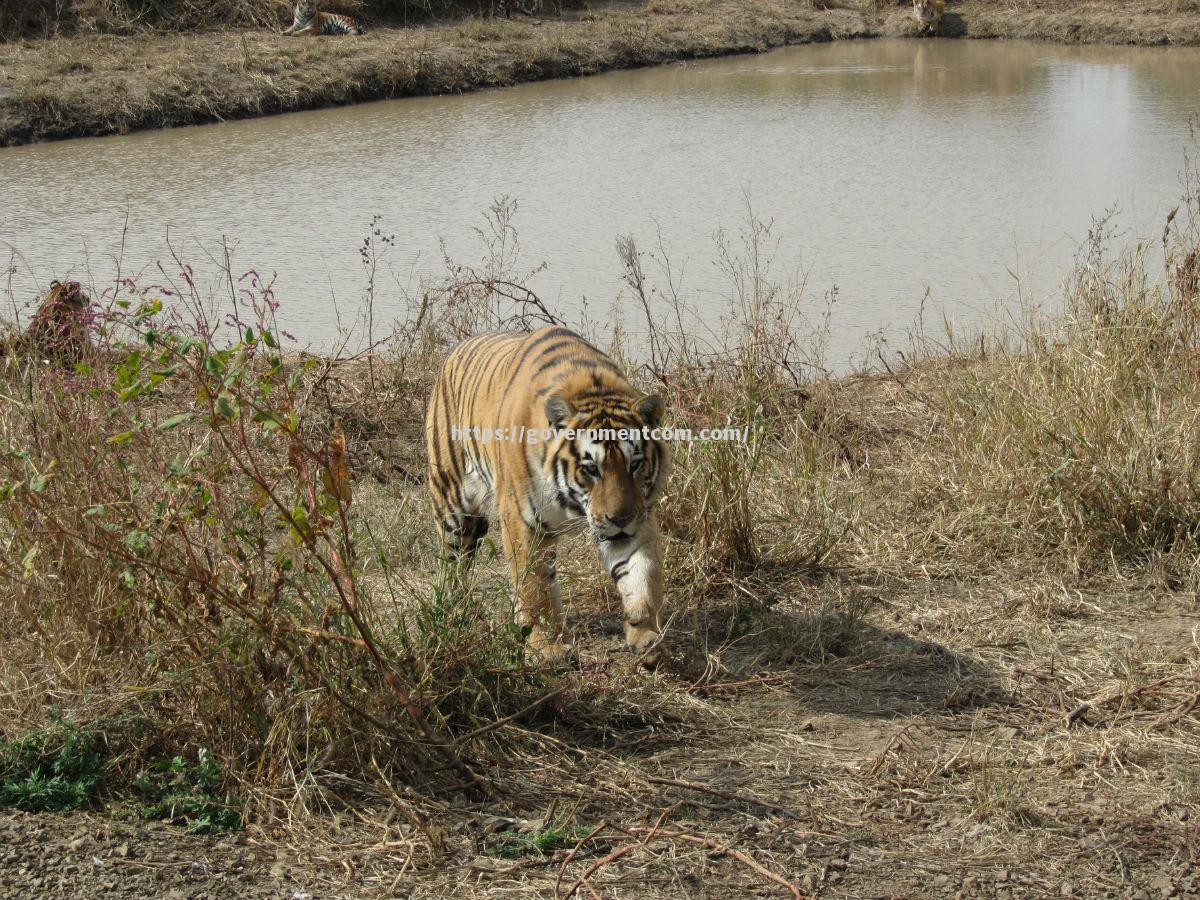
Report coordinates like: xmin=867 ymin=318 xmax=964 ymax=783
xmin=0 ymin=260 xmax=557 ymax=823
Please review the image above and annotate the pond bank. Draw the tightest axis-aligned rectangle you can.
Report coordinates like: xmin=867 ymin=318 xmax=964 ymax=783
xmin=2 ymin=0 xmax=1200 ymax=147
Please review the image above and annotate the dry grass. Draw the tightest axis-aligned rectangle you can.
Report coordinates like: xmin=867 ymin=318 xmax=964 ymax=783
xmin=0 ymin=0 xmax=573 ymax=39
xmin=3 ymin=168 xmax=1200 ymax=896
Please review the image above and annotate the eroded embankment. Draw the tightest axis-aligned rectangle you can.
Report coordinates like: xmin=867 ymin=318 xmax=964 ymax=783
xmin=3 ymin=0 xmax=1200 ymax=146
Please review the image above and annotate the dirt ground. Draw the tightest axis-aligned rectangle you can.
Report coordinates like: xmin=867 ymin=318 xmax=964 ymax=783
xmin=3 ymin=0 xmax=1200 ymax=146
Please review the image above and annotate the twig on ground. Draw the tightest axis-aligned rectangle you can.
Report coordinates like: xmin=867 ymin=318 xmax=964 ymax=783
xmin=622 ymin=827 xmax=805 ymax=899
xmin=646 ymin=776 xmax=802 ymax=820
xmin=559 ymin=843 xmax=636 ymax=899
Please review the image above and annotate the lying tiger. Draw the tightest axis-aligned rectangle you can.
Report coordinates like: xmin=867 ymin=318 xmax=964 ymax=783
xmin=912 ymin=0 xmax=945 ymax=33
xmin=426 ymin=326 xmax=668 ymax=665
xmin=282 ymin=0 xmax=364 ymax=36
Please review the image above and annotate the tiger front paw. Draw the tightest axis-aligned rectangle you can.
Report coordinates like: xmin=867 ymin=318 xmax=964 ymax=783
xmin=624 ymin=620 xmax=663 ymax=668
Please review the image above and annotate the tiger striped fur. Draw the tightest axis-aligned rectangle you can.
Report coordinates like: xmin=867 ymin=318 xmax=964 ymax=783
xmin=912 ymin=0 xmax=945 ymax=33
xmin=426 ymin=326 xmax=668 ymax=664
xmin=282 ymin=0 xmax=364 ymax=36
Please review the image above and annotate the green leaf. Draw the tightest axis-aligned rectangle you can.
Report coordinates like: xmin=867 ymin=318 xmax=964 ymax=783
xmin=262 ymin=330 xmax=278 ymax=349
xmin=125 ymin=530 xmax=151 ymax=554
xmin=158 ymin=413 xmax=194 ymax=431
xmin=134 ymin=299 xmax=163 ymax=320
xmin=107 ymin=431 xmax=135 ymax=445
xmin=287 ymin=503 xmax=310 ymax=544
xmin=253 ymin=411 xmax=284 ymax=432
xmin=21 ymin=546 xmax=38 ymax=577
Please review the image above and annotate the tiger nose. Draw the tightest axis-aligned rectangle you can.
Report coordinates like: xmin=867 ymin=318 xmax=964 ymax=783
xmin=607 ymin=511 xmax=636 ymax=529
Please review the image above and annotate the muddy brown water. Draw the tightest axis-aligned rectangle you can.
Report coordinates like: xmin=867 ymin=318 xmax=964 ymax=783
xmin=2 ymin=38 xmax=1199 ymax=366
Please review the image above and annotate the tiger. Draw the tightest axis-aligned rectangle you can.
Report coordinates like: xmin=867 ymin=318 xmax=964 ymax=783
xmin=912 ymin=0 xmax=945 ymax=33
xmin=282 ymin=1 xmax=365 ymax=36
xmin=425 ymin=326 xmax=669 ymax=665
xmin=1 ymin=280 xmax=92 ymax=364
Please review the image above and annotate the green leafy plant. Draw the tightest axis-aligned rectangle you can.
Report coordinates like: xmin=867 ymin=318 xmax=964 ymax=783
xmin=0 ymin=719 xmax=107 ymax=812
xmin=135 ymin=749 xmax=241 ymax=833
xmin=488 ymin=817 xmax=593 ymax=858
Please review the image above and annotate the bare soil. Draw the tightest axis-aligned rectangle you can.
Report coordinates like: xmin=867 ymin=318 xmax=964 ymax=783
xmin=3 ymin=0 xmax=1200 ymax=146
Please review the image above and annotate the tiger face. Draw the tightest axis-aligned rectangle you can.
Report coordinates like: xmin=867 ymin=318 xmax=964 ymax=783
xmin=295 ymin=0 xmax=317 ymax=18
xmin=543 ymin=394 xmax=665 ymax=540
xmin=912 ymin=0 xmax=945 ymax=30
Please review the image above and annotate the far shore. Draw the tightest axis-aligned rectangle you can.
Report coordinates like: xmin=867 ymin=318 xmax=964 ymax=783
xmin=3 ymin=0 xmax=1200 ymax=147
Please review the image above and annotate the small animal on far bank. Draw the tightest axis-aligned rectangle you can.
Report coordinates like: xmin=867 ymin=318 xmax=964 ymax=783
xmin=282 ymin=1 xmax=365 ymax=36
xmin=0 ymin=280 xmax=92 ymax=364
xmin=912 ymin=0 xmax=945 ymax=34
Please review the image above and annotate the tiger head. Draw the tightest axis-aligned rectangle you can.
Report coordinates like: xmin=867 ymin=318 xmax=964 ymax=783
xmin=912 ymin=0 xmax=942 ymax=25
xmin=543 ymin=392 xmax=667 ymax=540
xmin=45 ymin=280 xmax=86 ymax=310
xmin=295 ymin=0 xmax=317 ymax=19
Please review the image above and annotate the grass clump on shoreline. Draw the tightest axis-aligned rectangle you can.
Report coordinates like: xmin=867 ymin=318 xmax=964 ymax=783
xmin=863 ymin=209 xmax=1200 ymax=585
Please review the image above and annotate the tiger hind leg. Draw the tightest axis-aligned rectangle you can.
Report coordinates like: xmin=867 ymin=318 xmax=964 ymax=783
xmin=431 ymin=488 xmax=490 ymax=601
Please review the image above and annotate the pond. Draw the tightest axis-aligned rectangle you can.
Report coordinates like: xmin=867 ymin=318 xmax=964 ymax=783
xmin=2 ymin=38 xmax=1198 ymax=366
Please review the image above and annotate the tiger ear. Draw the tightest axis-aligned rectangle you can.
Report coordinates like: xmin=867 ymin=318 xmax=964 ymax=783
xmin=544 ymin=395 xmax=574 ymax=429
xmin=635 ymin=394 xmax=664 ymax=429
